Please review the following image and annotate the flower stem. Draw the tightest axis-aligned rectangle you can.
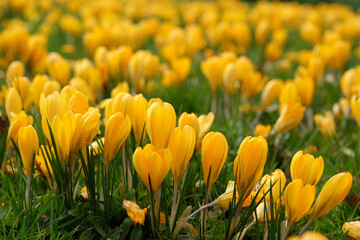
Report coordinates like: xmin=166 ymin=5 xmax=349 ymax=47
xmin=25 ymin=174 xmax=32 ymax=209
xmin=170 ymin=180 xmax=179 ymax=232
xmin=298 ymin=218 xmax=314 ymax=236
xmin=282 ymin=221 xmax=293 ymax=240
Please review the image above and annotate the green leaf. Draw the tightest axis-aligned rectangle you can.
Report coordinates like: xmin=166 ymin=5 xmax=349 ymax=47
xmin=129 ymin=224 xmax=142 ymax=240
xmin=79 ymin=229 xmax=94 ymax=240
xmin=120 ymin=218 xmax=132 ymax=239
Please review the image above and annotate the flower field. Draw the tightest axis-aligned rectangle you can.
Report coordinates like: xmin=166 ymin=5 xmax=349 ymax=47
xmin=1 ymin=0 xmax=360 ymax=239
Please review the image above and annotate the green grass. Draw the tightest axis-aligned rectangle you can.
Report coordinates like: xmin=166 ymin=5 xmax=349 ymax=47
xmin=1 ymin=1 xmax=360 ymax=239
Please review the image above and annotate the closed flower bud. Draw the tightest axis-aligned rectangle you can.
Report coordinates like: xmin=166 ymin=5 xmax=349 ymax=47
xmin=259 ymin=169 xmax=286 ymax=202
xmin=104 ymin=112 xmax=131 ymax=165
xmin=198 ymin=112 xmax=215 ymax=141
xmin=39 ymin=92 xmax=67 ymax=123
xmin=68 ymin=91 xmax=89 ymax=114
xmin=254 ymin=124 xmax=271 ymax=137
xmin=351 ymin=95 xmax=360 ymax=127
xmin=133 ymin=94 xmax=148 ymax=145
xmin=265 ymin=42 xmax=282 ymax=61
xmin=273 ymin=102 xmax=305 ymax=134
xmin=283 ymin=179 xmax=315 ymax=224
xmin=47 ymin=52 xmax=71 ymax=86
xmin=178 ymin=112 xmax=200 ymax=139
xmin=6 ymin=61 xmax=25 ymax=86
xmin=147 ymin=102 xmax=176 ymax=149
xmin=241 ymin=71 xmax=267 ymax=98
xmin=255 ymin=20 xmax=271 ymax=46
xmin=260 ymin=79 xmax=283 ymax=109
xmin=234 ymin=136 xmax=268 ymax=201
xmin=202 ymin=132 xmax=228 ymax=188
xmin=7 ymin=111 xmax=33 ymax=148
xmin=106 ymin=92 xmax=134 ymax=122
xmin=132 ymin=144 xmax=172 ymax=192
xmin=279 ymin=81 xmax=301 ymax=112
xmin=223 ymin=63 xmax=240 ymax=95
xmin=295 ymin=74 xmax=315 ymax=106
xmin=18 ymin=125 xmax=39 ymax=175
xmin=342 ymin=221 xmax=360 ymax=240
xmin=5 ymin=87 xmax=22 ymax=118
xmin=290 ymin=151 xmax=324 ymax=186
xmin=168 ymin=126 xmax=196 ymax=181
xmin=312 ymin=172 xmax=352 ymax=219
xmin=314 ymin=111 xmax=336 ymax=138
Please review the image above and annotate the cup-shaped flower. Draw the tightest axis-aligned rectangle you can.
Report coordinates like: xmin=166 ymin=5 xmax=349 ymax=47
xmin=132 ymin=144 xmax=172 ymax=192
xmin=168 ymin=126 xmax=196 ymax=181
xmin=260 ymin=79 xmax=283 ymax=109
xmin=273 ymin=102 xmax=305 ymax=134
xmin=18 ymin=126 xmax=39 ymax=175
xmin=311 ymin=172 xmax=352 ymax=219
xmin=7 ymin=111 xmax=33 ymax=147
xmin=314 ymin=111 xmax=336 ymax=138
xmin=283 ymin=179 xmax=315 ymax=224
xmin=104 ymin=112 xmax=131 ymax=165
xmin=202 ymin=132 xmax=228 ymax=188
xmin=259 ymin=169 xmax=286 ymax=203
xmin=133 ymin=94 xmax=148 ymax=145
xmin=178 ymin=112 xmax=200 ymax=139
xmin=147 ymin=102 xmax=176 ymax=149
xmin=5 ymin=87 xmax=22 ymax=118
xmin=234 ymin=136 xmax=268 ymax=201
xmin=342 ymin=221 xmax=360 ymax=240
xmin=290 ymin=151 xmax=324 ymax=186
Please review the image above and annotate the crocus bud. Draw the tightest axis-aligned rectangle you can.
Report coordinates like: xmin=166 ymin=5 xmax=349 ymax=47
xmin=351 ymin=95 xmax=360 ymax=127
xmin=312 ymin=172 xmax=352 ymax=219
xmin=314 ymin=111 xmax=336 ymax=138
xmin=260 ymin=79 xmax=283 ymax=109
xmin=68 ymin=91 xmax=89 ymax=114
xmin=132 ymin=144 xmax=172 ymax=192
xmin=168 ymin=126 xmax=196 ymax=181
xmin=133 ymin=94 xmax=148 ymax=145
xmin=234 ymin=136 xmax=268 ymax=201
xmin=178 ymin=112 xmax=200 ymax=139
xmin=104 ymin=112 xmax=131 ymax=165
xmin=6 ymin=60 xmax=25 ymax=86
xmin=7 ymin=111 xmax=33 ymax=147
xmin=273 ymin=102 xmax=305 ymax=134
xmin=259 ymin=169 xmax=286 ymax=202
xmin=202 ymin=132 xmax=228 ymax=188
xmin=47 ymin=52 xmax=71 ymax=86
xmin=290 ymin=151 xmax=324 ymax=186
xmin=18 ymin=125 xmax=39 ymax=175
xmin=5 ymin=88 xmax=22 ymax=118
xmin=39 ymin=92 xmax=67 ymax=123
xmin=283 ymin=179 xmax=315 ymax=224
xmin=147 ymin=102 xmax=176 ymax=149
